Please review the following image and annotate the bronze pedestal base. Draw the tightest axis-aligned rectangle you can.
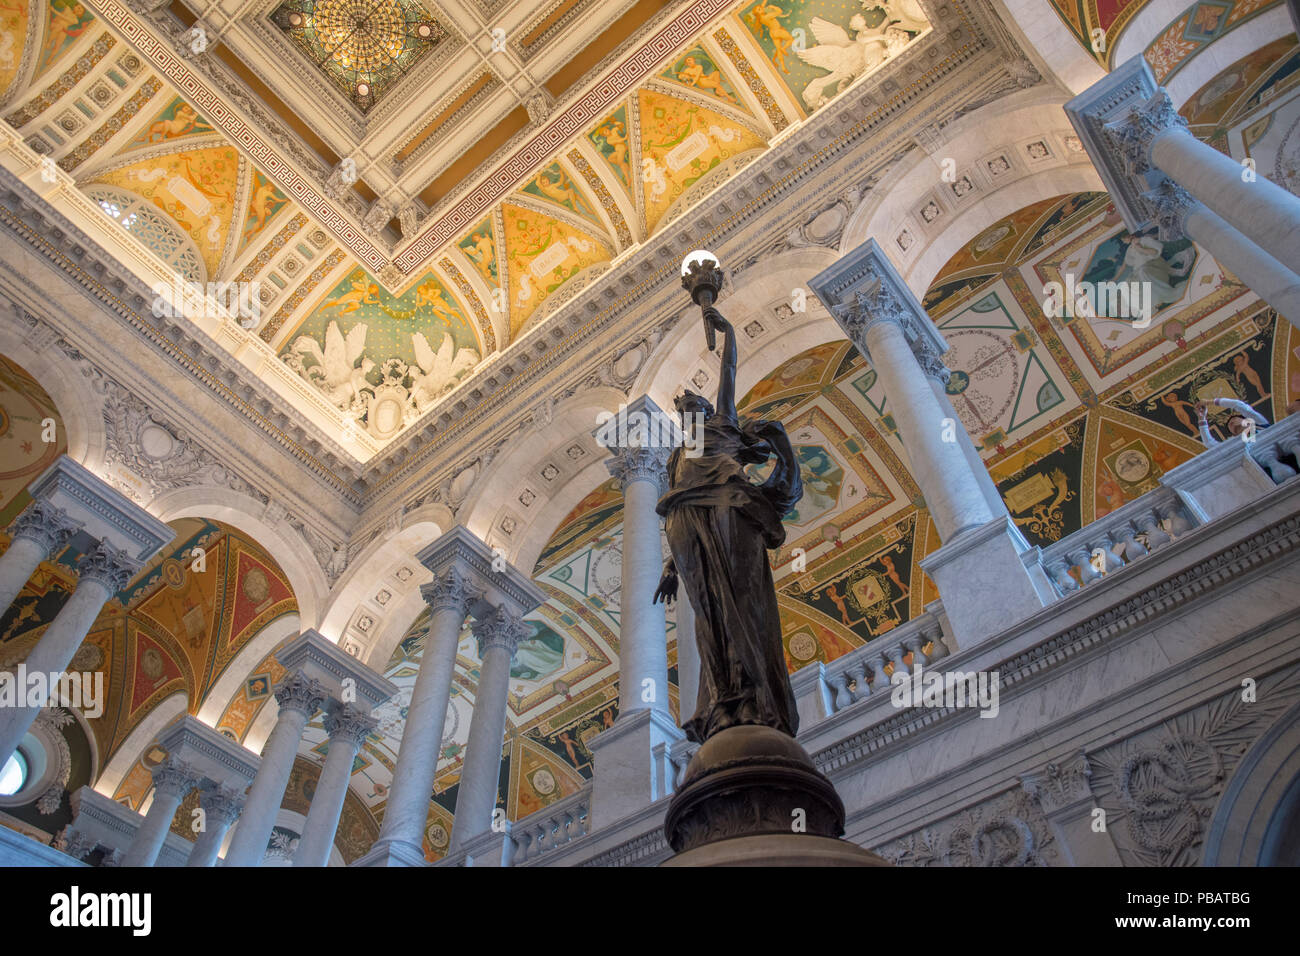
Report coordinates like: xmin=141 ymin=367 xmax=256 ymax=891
xmin=663 ymin=724 xmax=889 ymax=866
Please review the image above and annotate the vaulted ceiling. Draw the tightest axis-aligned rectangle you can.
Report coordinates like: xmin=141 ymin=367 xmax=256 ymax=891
xmin=0 ymin=0 xmax=938 ymax=454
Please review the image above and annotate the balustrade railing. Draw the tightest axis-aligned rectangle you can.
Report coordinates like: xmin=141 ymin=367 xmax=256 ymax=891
xmin=817 ymin=610 xmax=949 ymax=718
xmin=1039 ymin=486 xmax=1198 ymax=598
xmin=1249 ymin=414 xmax=1300 ymax=484
xmin=510 ymin=786 xmax=591 ymax=863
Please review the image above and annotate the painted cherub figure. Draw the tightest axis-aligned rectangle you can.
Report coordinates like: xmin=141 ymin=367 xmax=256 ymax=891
xmin=324 ymin=275 xmax=380 ymax=315
xmin=748 ymin=1 xmax=796 ymax=74
xmin=677 ymin=55 xmax=737 ymax=102
xmin=148 ymin=102 xmax=199 ymax=142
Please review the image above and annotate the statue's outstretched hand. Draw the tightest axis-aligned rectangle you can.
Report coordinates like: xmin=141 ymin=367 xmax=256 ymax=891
xmin=653 ymin=566 xmax=678 ymax=605
xmin=702 ymin=306 xmax=732 ymax=335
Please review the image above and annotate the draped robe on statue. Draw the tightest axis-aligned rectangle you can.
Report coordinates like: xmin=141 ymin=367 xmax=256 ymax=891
xmin=657 ymin=411 xmax=803 ymax=743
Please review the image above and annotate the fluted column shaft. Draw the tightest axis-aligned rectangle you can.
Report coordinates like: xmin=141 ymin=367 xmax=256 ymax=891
xmin=450 ymin=608 xmax=525 ymax=852
xmin=0 ymin=502 xmax=79 ymax=616
xmin=122 ymin=760 xmax=198 ymax=867
xmin=223 ymin=673 xmax=324 ymax=866
xmin=373 ymin=571 xmax=476 ymax=858
xmin=187 ymin=786 xmax=244 ymax=867
xmin=860 ymin=315 xmax=993 ymax=542
xmin=295 ymin=703 xmax=377 ymax=867
xmin=607 ymin=447 xmax=671 ymax=717
xmin=0 ymin=542 xmax=136 ymax=767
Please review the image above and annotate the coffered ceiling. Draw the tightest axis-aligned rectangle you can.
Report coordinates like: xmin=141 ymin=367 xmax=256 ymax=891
xmin=2 ymin=0 xmax=1011 ymax=469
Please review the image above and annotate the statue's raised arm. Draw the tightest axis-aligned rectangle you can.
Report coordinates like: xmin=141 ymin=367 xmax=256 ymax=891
xmin=703 ymin=305 xmax=737 ymax=422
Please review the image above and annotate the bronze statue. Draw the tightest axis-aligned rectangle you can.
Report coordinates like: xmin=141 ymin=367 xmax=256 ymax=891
xmin=653 ymin=303 xmax=803 ymax=743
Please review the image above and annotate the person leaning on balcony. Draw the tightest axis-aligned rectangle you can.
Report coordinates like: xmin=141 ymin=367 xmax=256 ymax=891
xmin=1195 ymin=398 xmax=1269 ymax=447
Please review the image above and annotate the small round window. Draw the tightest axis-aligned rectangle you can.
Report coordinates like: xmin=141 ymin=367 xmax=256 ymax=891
xmin=0 ymin=750 xmax=27 ymax=797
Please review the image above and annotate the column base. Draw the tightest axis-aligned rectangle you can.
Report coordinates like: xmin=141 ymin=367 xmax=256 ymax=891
xmin=920 ymin=515 xmax=1050 ymax=649
xmin=350 ymin=838 xmax=429 ymax=867
xmin=588 ymin=708 xmax=684 ymax=828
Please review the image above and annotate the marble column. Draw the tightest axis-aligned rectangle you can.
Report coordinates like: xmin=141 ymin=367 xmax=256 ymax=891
xmin=0 ymin=501 xmax=80 ymax=616
xmin=121 ymin=758 xmax=199 ymax=867
xmin=295 ymin=702 xmax=377 ymax=867
xmin=187 ymin=783 xmax=244 ymax=867
xmin=450 ymin=605 xmax=527 ymax=852
xmin=223 ymin=672 xmax=325 ymax=866
xmin=365 ymin=567 xmax=478 ymax=865
xmin=1065 ymin=56 xmax=1300 ymax=329
xmin=605 ymin=438 xmax=672 ymax=717
xmin=675 ymin=589 xmax=701 ymax=729
xmin=0 ymin=542 xmax=137 ymax=767
xmin=1106 ymin=87 xmax=1300 ymax=276
xmin=1143 ymin=179 xmax=1300 ymax=322
xmin=810 ymin=240 xmax=1051 ymax=648
xmin=913 ymin=338 xmax=1019 ymax=533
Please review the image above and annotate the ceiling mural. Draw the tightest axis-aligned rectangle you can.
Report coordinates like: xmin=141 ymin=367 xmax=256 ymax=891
xmin=1143 ymin=0 xmax=1282 ymax=83
xmin=1180 ymin=34 xmax=1300 ymax=197
xmin=0 ymin=355 xmax=67 ymax=527
xmin=269 ymin=0 xmax=449 ymax=113
xmin=0 ymin=0 xmax=933 ymax=455
xmin=0 ymin=517 xmax=298 ymax=772
xmin=278 ymin=266 xmax=485 ymax=437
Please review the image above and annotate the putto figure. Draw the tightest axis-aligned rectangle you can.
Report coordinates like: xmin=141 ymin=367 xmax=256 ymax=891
xmin=653 ymin=303 xmax=803 ymax=743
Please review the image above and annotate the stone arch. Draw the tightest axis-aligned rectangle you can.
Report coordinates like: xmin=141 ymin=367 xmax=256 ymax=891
xmin=1203 ymin=698 xmax=1300 ymax=865
xmin=0 ymin=336 xmax=106 ymax=472
xmin=631 ymin=246 xmax=842 ymax=411
xmin=318 ymin=505 xmax=453 ymax=665
xmin=1164 ymin=5 xmax=1298 ymax=105
xmin=93 ymin=690 xmax=187 ymax=797
xmin=459 ymin=386 xmax=628 ymax=563
xmin=996 ymin=0 xmax=1106 ymax=95
xmin=840 ymin=90 xmax=1104 ymax=297
xmin=195 ymin=612 xmax=301 ymax=727
xmin=149 ymin=486 xmax=327 ymax=630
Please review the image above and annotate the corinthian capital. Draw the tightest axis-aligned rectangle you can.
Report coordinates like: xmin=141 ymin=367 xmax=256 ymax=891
xmin=472 ymin=605 xmax=529 ymax=657
xmin=420 ymin=565 xmax=482 ymax=616
xmin=151 ymin=758 xmax=200 ymax=800
xmin=323 ymin=702 xmax=379 ymax=747
xmin=831 ymin=280 xmax=920 ymax=352
xmin=273 ymin=671 xmax=327 ymax=717
xmin=1104 ymin=88 xmax=1187 ymax=177
xmin=1142 ymin=177 xmax=1197 ymax=242
xmin=76 ymin=541 xmax=140 ymax=593
xmin=606 ymin=445 xmax=671 ymax=492
xmin=198 ymin=783 xmax=246 ymax=826
xmin=911 ymin=337 xmax=951 ymax=386
xmin=8 ymin=501 xmax=81 ymax=558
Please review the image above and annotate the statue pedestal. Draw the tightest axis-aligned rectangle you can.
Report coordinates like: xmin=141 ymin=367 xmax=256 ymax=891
xmin=662 ymin=725 xmax=888 ymax=867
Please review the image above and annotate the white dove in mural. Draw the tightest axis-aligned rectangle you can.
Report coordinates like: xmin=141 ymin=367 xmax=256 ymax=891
xmin=291 ymin=320 xmax=372 ymax=409
xmin=409 ymin=331 xmax=481 ymax=411
xmin=797 ymin=15 xmax=893 ymax=109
